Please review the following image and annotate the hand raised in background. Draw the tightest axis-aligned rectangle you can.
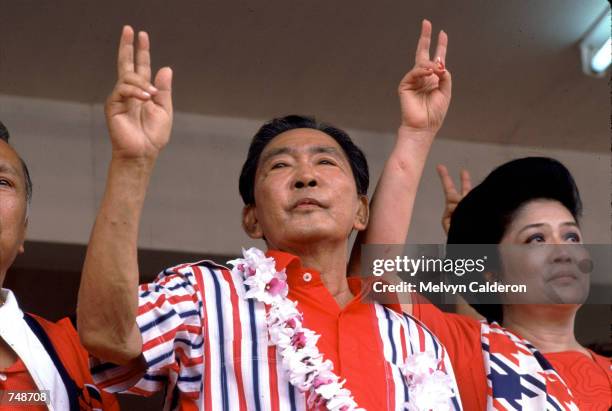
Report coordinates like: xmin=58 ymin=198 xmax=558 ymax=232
xmin=437 ymin=164 xmax=472 ymax=234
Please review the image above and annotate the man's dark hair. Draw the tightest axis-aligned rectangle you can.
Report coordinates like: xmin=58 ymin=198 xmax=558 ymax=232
xmin=239 ymin=115 xmax=369 ymax=205
xmin=0 ymin=121 xmax=33 ymax=205
xmin=447 ymin=157 xmax=582 ymax=323
xmin=0 ymin=121 xmax=9 ymax=142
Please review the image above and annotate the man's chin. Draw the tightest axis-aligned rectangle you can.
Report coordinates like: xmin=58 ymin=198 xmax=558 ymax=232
xmin=281 ymin=225 xmax=342 ymax=244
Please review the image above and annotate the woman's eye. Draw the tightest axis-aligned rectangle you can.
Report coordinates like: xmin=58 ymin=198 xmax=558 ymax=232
xmin=271 ymin=162 xmax=288 ymax=169
xmin=526 ymin=234 xmax=545 ymax=244
xmin=0 ymin=179 xmax=11 ymax=187
xmin=318 ymin=159 xmax=335 ymax=165
xmin=564 ymin=232 xmax=581 ymax=243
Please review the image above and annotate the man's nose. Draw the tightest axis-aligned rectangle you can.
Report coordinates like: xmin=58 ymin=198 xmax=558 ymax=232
xmin=293 ymin=164 xmax=318 ymax=189
xmin=294 ymin=178 xmax=317 ymax=189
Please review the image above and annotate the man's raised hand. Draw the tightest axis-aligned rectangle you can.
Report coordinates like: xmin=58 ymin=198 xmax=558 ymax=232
xmin=105 ymin=26 xmax=173 ymax=161
xmin=398 ymin=19 xmax=451 ymax=133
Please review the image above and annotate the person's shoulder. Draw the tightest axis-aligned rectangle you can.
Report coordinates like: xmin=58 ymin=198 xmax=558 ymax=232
xmin=160 ymin=259 xmax=229 ymax=276
xmin=444 ymin=312 xmax=481 ymax=332
xmin=148 ymin=259 xmax=231 ymax=285
xmin=27 ymin=312 xmax=78 ymax=340
xmin=588 ymin=350 xmax=612 ymax=367
xmin=25 ymin=313 xmax=89 ymax=365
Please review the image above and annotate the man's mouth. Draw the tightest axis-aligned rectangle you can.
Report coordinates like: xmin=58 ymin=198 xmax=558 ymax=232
xmin=292 ymin=197 xmax=324 ymax=209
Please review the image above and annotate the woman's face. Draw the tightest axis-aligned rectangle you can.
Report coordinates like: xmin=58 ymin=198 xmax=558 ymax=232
xmin=496 ymin=199 xmax=590 ymax=306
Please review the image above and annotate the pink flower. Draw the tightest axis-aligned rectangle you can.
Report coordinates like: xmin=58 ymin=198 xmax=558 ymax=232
xmin=266 ymin=277 xmax=288 ymax=296
xmin=247 ymin=266 xmax=256 ymax=276
xmin=313 ymin=375 xmax=334 ymax=388
xmin=292 ymin=331 xmax=307 ymax=349
xmin=237 ymin=263 xmax=245 ymax=272
xmin=306 ymin=392 xmax=325 ymax=409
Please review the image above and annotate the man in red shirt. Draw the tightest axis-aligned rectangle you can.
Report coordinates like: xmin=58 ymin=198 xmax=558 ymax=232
xmin=77 ymin=21 xmax=461 ymax=410
xmin=0 ymin=122 xmax=118 ymax=410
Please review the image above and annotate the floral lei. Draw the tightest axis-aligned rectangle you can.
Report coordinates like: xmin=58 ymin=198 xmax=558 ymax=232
xmin=228 ymin=248 xmax=456 ymax=411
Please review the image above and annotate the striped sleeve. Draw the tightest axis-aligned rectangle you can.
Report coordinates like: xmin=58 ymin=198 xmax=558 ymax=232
xmin=91 ymin=263 xmax=204 ymax=398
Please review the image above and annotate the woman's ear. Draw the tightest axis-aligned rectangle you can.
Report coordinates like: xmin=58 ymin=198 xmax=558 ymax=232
xmin=484 ymin=271 xmax=497 ymax=282
xmin=242 ymin=204 xmax=264 ymax=239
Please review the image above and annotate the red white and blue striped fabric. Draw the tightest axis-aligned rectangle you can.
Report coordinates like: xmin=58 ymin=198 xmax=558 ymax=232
xmin=91 ymin=260 xmax=462 ymax=410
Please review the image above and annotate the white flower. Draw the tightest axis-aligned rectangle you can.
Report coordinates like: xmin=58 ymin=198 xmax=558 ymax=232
xmin=405 ymin=373 xmax=454 ymax=411
xmin=401 ymin=352 xmax=455 ymax=411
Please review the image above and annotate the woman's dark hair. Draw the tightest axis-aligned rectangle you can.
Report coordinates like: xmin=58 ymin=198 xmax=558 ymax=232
xmin=239 ymin=115 xmax=369 ymax=205
xmin=447 ymin=157 xmax=582 ymax=323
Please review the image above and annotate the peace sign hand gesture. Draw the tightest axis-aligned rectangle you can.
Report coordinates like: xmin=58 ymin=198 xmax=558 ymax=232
xmin=105 ymin=26 xmax=173 ymax=162
xmin=398 ymin=19 xmax=451 ymax=133
xmin=436 ymin=165 xmax=472 ymax=234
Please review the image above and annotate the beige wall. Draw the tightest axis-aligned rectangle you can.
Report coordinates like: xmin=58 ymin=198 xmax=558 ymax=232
xmin=1 ymin=93 xmax=610 ymax=258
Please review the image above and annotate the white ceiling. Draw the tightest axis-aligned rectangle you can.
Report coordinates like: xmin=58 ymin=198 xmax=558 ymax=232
xmin=1 ymin=0 xmax=610 ymax=151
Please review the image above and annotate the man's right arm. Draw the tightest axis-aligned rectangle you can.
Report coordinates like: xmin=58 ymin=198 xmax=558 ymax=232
xmin=77 ymin=26 xmax=173 ymax=366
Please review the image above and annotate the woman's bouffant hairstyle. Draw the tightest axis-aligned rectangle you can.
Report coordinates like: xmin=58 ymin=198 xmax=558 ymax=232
xmin=447 ymin=157 xmax=582 ymax=323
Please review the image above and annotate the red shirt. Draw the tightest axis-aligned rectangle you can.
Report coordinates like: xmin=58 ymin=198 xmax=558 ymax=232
xmin=93 ymin=250 xmax=461 ymax=410
xmin=0 ymin=357 xmax=47 ymax=410
xmin=412 ymin=301 xmax=612 ymax=410
xmin=0 ymin=315 xmax=118 ymax=410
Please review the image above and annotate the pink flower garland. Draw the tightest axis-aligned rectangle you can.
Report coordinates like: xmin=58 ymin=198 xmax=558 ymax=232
xmin=228 ymin=248 xmax=456 ymax=411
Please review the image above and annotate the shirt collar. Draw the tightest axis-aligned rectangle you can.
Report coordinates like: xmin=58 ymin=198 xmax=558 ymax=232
xmin=265 ymin=249 xmax=403 ymax=314
xmin=0 ymin=288 xmax=24 ymax=322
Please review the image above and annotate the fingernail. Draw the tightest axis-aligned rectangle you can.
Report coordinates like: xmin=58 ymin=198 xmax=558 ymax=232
xmin=149 ymin=85 xmax=158 ymax=93
xmin=142 ymin=91 xmax=151 ymax=98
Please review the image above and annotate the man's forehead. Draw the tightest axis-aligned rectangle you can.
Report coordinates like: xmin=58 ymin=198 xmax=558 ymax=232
xmin=259 ymin=128 xmax=346 ymax=160
xmin=0 ymin=141 xmax=21 ymax=173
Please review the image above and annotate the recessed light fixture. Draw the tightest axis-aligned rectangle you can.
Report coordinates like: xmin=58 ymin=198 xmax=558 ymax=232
xmin=580 ymin=7 xmax=611 ymax=77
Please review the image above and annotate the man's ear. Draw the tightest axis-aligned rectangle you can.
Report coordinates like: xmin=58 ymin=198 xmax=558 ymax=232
xmin=353 ymin=195 xmax=369 ymax=231
xmin=242 ymin=205 xmax=264 ymax=239
xmin=18 ymin=217 xmax=28 ymax=254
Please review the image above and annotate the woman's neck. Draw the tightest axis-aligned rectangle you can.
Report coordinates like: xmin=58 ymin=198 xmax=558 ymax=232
xmin=502 ymin=304 xmax=588 ymax=355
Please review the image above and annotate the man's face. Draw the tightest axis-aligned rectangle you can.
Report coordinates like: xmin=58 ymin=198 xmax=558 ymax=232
xmin=0 ymin=140 xmax=28 ymax=280
xmin=243 ymin=128 xmax=368 ymax=251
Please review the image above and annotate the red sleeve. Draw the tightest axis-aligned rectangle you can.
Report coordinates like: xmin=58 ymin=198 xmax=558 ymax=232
xmin=410 ymin=295 xmax=488 ymax=411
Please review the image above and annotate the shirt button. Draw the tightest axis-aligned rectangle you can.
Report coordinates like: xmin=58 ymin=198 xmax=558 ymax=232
xmin=0 ymin=373 xmax=6 ymax=381
xmin=303 ymin=272 xmax=312 ymax=282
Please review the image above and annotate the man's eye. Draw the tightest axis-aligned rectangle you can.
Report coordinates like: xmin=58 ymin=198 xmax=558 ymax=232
xmin=318 ymin=159 xmax=335 ymax=165
xmin=0 ymin=179 xmax=11 ymax=187
xmin=271 ymin=162 xmax=288 ymax=169
xmin=526 ymin=234 xmax=545 ymax=244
